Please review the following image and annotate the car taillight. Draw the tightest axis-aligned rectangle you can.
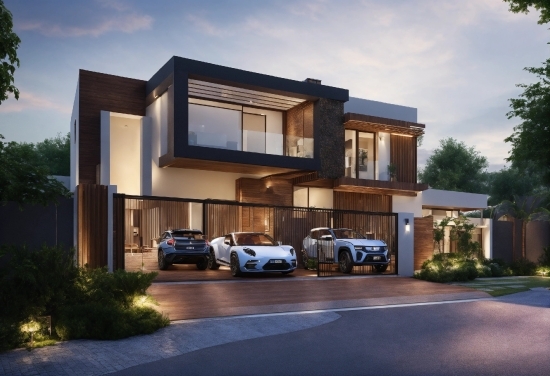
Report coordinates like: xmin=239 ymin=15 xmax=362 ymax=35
xmin=167 ymin=239 xmax=175 ymax=246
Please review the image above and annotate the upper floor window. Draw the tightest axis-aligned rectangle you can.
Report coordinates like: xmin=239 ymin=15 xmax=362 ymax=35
xmin=188 ymin=97 xmax=312 ymax=158
xmin=345 ymin=129 xmax=384 ymax=180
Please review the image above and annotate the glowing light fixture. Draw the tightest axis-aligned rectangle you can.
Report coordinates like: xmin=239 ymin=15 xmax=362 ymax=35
xmin=405 ymin=218 xmax=410 ymax=232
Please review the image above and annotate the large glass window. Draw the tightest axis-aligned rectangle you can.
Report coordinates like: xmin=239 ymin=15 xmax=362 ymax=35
xmin=189 ymin=99 xmax=242 ymax=150
xmin=344 ymin=130 xmax=377 ymax=180
xmin=188 ymin=98 xmax=288 ymax=157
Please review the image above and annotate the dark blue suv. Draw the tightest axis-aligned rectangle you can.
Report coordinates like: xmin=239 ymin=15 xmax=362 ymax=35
xmin=157 ymin=229 xmax=209 ymax=271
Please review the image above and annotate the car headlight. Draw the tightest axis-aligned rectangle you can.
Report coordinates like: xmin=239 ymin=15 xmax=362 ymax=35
xmin=243 ymin=248 xmax=256 ymax=257
xmin=354 ymin=246 xmax=363 ymax=251
xmin=289 ymin=248 xmax=295 ymax=256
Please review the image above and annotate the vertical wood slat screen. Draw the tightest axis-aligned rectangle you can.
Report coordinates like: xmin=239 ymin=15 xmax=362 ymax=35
xmin=390 ymin=134 xmax=417 ymax=183
xmin=414 ymin=216 xmax=434 ymax=270
xmin=77 ymin=184 xmax=107 ymax=268
xmin=334 ymin=191 xmax=392 ymax=213
xmin=124 ymin=199 xmax=190 ymax=248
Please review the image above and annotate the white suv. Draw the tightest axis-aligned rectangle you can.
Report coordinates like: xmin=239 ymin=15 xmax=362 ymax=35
xmin=302 ymin=227 xmax=391 ymax=273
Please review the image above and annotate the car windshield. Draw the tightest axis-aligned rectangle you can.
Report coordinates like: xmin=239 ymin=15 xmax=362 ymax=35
xmin=172 ymin=231 xmax=204 ymax=240
xmin=234 ymin=233 xmax=277 ymax=246
xmin=332 ymin=229 xmax=365 ymax=239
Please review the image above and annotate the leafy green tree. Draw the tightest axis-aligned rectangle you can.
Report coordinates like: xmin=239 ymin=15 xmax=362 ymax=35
xmin=0 ymin=135 xmax=69 ymax=207
xmin=505 ymin=58 xmax=550 ymax=186
xmin=35 ymin=133 xmax=70 ymax=176
xmin=0 ymin=0 xmax=20 ymax=104
xmin=503 ymin=0 xmax=550 ymax=24
xmin=419 ymin=138 xmax=489 ymax=193
xmin=486 ymin=165 xmax=545 ymax=206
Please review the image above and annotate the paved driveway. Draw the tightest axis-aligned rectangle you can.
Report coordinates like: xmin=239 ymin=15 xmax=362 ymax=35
xmin=148 ymin=276 xmax=488 ymax=320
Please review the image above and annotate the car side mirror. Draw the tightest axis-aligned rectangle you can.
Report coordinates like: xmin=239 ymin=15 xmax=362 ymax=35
xmin=224 ymin=240 xmax=230 ymax=245
xmin=277 ymin=241 xmax=282 ymax=246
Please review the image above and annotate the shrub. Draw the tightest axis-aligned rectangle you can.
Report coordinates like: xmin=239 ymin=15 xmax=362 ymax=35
xmin=510 ymin=258 xmax=538 ymax=276
xmin=415 ymin=253 xmax=479 ymax=283
xmin=0 ymin=244 xmax=168 ymax=351
xmin=538 ymin=246 xmax=550 ymax=267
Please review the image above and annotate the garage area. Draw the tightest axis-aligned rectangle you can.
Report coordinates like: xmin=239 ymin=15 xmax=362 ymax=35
xmin=114 ymin=195 xmax=398 ymax=279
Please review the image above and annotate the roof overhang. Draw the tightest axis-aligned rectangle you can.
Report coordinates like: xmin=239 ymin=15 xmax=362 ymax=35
xmin=344 ymin=113 xmax=425 ymax=137
xmin=422 ymin=189 xmax=488 ymax=211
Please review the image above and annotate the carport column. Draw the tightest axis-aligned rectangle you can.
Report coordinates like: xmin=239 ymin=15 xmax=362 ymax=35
xmin=107 ymin=185 xmax=117 ymax=272
xmin=140 ymin=116 xmax=152 ymax=196
xmin=397 ymin=212 xmax=414 ymax=276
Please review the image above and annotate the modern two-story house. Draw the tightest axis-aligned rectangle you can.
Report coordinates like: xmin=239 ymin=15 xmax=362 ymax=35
xmin=70 ymin=56 xmax=489 ymax=275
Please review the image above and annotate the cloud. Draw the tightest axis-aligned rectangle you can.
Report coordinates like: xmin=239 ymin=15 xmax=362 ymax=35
xmin=19 ymin=13 xmax=153 ymax=37
xmin=0 ymin=91 xmax=71 ymax=114
xmin=185 ymin=15 xmax=228 ymax=37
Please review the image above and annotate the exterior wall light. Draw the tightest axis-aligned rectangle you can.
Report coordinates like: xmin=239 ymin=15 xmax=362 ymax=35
xmin=405 ymin=218 xmax=410 ymax=232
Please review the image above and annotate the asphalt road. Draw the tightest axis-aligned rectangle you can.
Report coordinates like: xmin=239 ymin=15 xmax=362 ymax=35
xmin=115 ymin=291 xmax=550 ymax=376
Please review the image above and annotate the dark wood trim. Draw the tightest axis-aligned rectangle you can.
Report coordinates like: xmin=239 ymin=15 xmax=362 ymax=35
xmin=78 ymin=70 xmax=146 ymax=184
xmin=158 ymin=156 xmax=302 ymax=175
xmin=334 ymin=177 xmax=428 ymax=197
xmin=390 ymin=134 xmax=417 ymax=184
xmin=77 ymin=184 xmax=108 ymax=268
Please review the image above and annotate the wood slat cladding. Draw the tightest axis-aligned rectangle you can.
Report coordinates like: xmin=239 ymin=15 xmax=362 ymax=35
xmin=344 ymin=113 xmax=425 ymax=137
xmin=286 ymin=101 xmax=314 ymax=138
xmin=414 ymin=216 xmax=434 ymax=270
xmin=334 ymin=191 xmax=392 ymax=213
xmin=236 ymin=178 xmax=293 ymax=206
xmin=124 ymin=198 xmax=190 ymax=248
xmin=390 ymin=134 xmax=417 ymax=184
xmin=113 ymin=195 xmax=125 ymax=270
xmin=77 ymin=184 xmax=108 ymax=268
xmin=78 ymin=70 xmax=146 ymax=184
xmin=334 ymin=177 xmax=428 ymax=197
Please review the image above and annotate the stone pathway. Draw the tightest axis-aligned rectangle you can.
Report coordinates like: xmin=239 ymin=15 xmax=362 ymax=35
xmin=0 ymin=311 xmax=340 ymax=376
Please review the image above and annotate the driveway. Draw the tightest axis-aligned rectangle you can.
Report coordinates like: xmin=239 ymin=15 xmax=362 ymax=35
xmin=148 ymin=275 xmax=488 ymax=320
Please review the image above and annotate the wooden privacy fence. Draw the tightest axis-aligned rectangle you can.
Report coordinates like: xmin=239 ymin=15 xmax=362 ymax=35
xmin=77 ymin=184 xmax=108 ymax=268
xmin=112 ymin=195 xmax=398 ymax=273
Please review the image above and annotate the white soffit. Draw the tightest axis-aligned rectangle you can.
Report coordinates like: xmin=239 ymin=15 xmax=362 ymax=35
xmin=422 ymin=189 xmax=488 ymax=210
xmin=188 ymin=79 xmax=305 ymax=111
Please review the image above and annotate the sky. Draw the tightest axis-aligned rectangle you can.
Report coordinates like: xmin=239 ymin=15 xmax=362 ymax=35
xmin=0 ymin=0 xmax=548 ymax=171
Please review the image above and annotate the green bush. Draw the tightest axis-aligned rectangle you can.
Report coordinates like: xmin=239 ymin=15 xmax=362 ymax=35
xmin=510 ymin=258 xmax=538 ymax=276
xmin=415 ymin=253 xmax=479 ymax=283
xmin=0 ymin=245 xmax=168 ymax=351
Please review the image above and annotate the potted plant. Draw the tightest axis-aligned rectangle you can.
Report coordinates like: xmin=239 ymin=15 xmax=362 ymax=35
xmin=387 ymin=163 xmax=397 ymax=181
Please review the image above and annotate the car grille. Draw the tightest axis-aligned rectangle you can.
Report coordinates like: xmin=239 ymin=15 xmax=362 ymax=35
xmin=262 ymin=260 xmax=291 ymax=271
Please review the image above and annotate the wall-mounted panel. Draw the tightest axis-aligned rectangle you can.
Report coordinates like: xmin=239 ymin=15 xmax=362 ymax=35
xmin=390 ymin=134 xmax=417 ymax=184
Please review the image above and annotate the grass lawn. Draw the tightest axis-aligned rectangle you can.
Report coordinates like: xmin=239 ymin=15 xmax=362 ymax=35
xmin=450 ymin=276 xmax=550 ymax=297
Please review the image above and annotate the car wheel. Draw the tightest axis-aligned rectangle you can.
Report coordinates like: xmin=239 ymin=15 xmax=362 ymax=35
xmin=196 ymin=257 xmax=208 ymax=270
xmin=208 ymin=248 xmax=220 ymax=270
xmin=158 ymin=251 xmax=169 ymax=270
xmin=301 ymin=250 xmax=309 ymax=270
xmin=230 ymin=253 xmax=242 ymax=277
xmin=338 ymin=251 xmax=353 ymax=274
xmin=374 ymin=264 xmax=388 ymax=272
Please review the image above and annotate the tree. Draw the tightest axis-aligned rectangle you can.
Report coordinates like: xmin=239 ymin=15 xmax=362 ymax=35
xmin=505 ymin=58 xmax=550 ymax=186
xmin=503 ymin=0 xmax=550 ymax=24
xmin=0 ymin=135 xmax=70 ymax=207
xmin=486 ymin=165 xmax=545 ymax=206
xmin=0 ymin=0 xmax=20 ymax=104
xmin=35 ymin=133 xmax=70 ymax=176
xmin=419 ymin=138 xmax=489 ymax=193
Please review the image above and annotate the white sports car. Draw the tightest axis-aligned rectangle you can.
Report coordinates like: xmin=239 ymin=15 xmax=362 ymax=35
xmin=208 ymin=232 xmax=297 ymax=277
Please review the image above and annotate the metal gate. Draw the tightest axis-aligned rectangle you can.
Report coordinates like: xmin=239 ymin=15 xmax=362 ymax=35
xmin=114 ymin=195 xmax=398 ymax=276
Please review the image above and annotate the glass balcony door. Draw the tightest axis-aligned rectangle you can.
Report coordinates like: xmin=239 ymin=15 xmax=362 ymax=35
xmin=344 ymin=130 xmax=376 ymax=180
